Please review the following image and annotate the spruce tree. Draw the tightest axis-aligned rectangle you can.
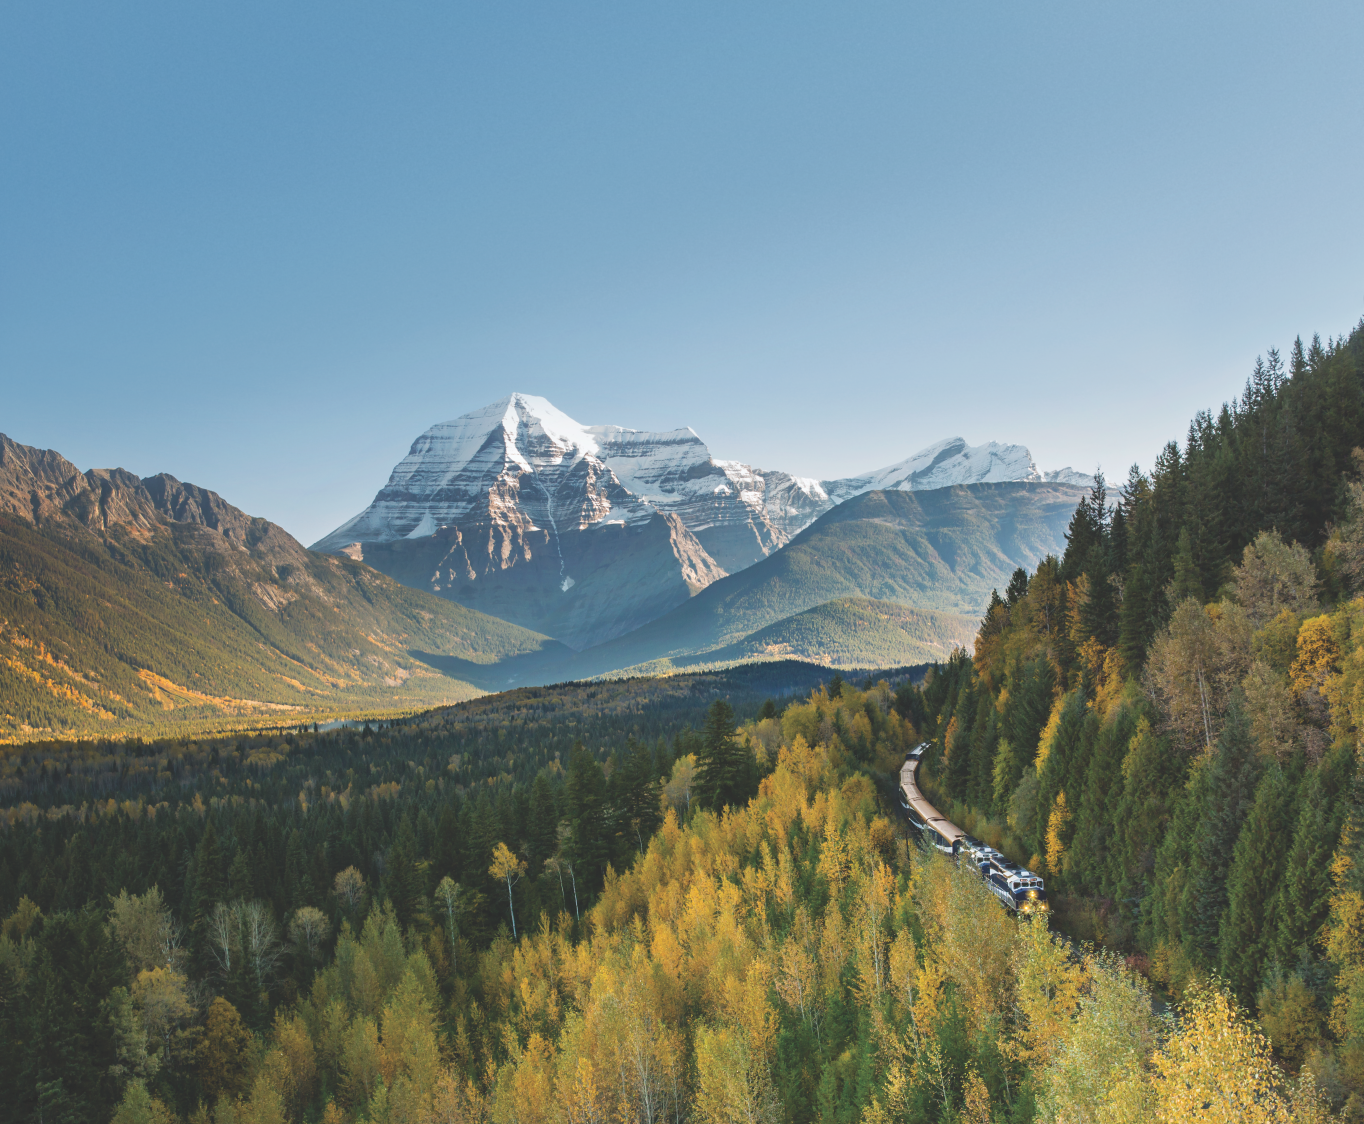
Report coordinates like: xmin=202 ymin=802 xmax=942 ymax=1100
xmin=696 ymin=699 xmax=747 ymax=809
xmin=619 ymin=737 xmax=663 ymax=851
xmin=1179 ymin=697 xmax=1259 ymax=969
xmin=191 ymin=819 xmax=225 ymax=950
xmin=565 ymin=741 xmax=608 ymax=891
xmin=1219 ymin=763 xmax=1298 ymax=1002
xmin=1117 ymin=561 xmax=1155 ymax=671
xmin=1143 ymin=756 xmax=1211 ymax=951
xmin=1170 ymin=527 xmax=1204 ymax=605
xmin=525 ymin=774 xmax=558 ymax=873
xmin=1274 ymin=743 xmax=1353 ymax=963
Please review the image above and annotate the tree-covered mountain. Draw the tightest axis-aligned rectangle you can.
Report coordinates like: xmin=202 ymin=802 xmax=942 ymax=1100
xmin=902 ymin=319 xmax=1364 ymax=1109
xmin=560 ymin=481 xmax=1083 ymax=677
xmin=0 ymin=435 xmax=566 ymax=740
xmin=600 ymin=596 xmax=978 ymax=677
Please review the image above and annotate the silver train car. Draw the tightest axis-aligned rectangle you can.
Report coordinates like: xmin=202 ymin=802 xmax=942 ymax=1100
xmin=899 ymin=745 xmax=1049 ymax=916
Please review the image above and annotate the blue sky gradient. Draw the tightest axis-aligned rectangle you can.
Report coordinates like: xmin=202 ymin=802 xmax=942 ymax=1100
xmin=4 ymin=1 xmax=1362 ymax=544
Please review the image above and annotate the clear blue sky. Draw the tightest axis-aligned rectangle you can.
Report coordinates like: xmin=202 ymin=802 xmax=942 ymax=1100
xmin=4 ymin=1 xmax=1362 ymax=546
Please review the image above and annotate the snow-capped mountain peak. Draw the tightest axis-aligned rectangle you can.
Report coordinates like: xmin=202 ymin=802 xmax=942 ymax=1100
xmin=312 ymin=396 xmax=1090 ymax=649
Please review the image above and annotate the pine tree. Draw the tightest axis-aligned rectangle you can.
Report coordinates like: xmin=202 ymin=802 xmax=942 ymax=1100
xmin=1219 ymin=763 xmax=1298 ymax=1003
xmin=191 ymin=820 xmax=224 ymax=953
xmin=1002 ymin=658 xmax=1055 ymax=768
xmin=525 ymin=774 xmax=558 ymax=873
xmin=1117 ymin=561 xmax=1155 ymax=671
xmin=565 ymin=741 xmax=608 ymax=892
xmin=1143 ymin=757 xmax=1211 ymax=951
xmin=385 ymin=813 xmax=425 ymax=927
xmin=1170 ymin=527 xmax=1204 ymax=605
xmin=696 ymin=699 xmax=749 ymax=810
xmin=1079 ymin=543 xmax=1119 ymax=649
xmin=619 ymin=736 xmax=662 ymax=852
xmin=1274 ymin=743 xmax=1353 ymax=964
xmin=1179 ymin=698 xmax=1260 ymax=969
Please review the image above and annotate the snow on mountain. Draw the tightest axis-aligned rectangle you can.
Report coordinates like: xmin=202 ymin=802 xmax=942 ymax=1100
xmin=1043 ymin=467 xmax=1097 ymax=487
xmin=833 ymin=437 xmax=1040 ymax=497
xmin=313 ymin=394 xmax=1089 ymax=648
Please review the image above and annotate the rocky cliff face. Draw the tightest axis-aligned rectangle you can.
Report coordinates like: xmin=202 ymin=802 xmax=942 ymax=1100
xmin=314 ymin=394 xmax=1092 ymax=648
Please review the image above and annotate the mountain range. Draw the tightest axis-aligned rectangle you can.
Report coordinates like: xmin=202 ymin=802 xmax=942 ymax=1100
xmin=314 ymin=393 xmax=1091 ymax=648
xmin=0 ymin=402 xmax=1088 ymax=738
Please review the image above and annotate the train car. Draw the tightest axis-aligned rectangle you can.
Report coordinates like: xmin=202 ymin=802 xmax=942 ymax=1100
xmin=899 ymin=751 xmax=1048 ymax=914
xmin=898 ymin=750 xmax=966 ymax=856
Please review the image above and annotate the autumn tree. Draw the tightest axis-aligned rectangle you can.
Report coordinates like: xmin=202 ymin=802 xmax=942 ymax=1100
xmin=489 ymin=842 xmax=528 ymax=939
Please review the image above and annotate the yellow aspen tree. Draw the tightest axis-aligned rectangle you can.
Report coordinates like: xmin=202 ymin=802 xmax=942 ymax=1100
xmin=489 ymin=842 xmax=528 ymax=939
xmin=1035 ymin=953 xmax=1158 ymax=1122
xmin=1011 ymin=916 xmax=1087 ymax=1069
xmin=1147 ymin=983 xmax=1329 ymax=1123
xmin=340 ymin=1015 xmax=383 ymax=1109
xmin=693 ymin=1024 xmax=781 ymax=1124
xmin=1291 ymin=614 xmax=1340 ymax=696
xmin=1045 ymin=791 xmax=1071 ymax=875
xmin=110 ymin=1081 xmax=179 ymax=1124
xmin=197 ymin=997 xmax=253 ymax=1103
xmin=962 ymin=1065 xmax=992 ymax=1124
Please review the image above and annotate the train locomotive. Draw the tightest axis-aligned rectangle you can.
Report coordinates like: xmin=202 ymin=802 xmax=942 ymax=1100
xmin=898 ymin=744 xmax=1049 ymax=916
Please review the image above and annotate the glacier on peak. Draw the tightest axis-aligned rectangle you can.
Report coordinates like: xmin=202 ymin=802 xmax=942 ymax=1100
xmin=315 ymin=396 xmax=1090 ymax=561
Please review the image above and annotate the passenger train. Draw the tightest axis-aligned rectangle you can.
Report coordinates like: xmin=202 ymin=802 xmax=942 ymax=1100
xmin=898 ymin=744 xmax=1048 ymax=916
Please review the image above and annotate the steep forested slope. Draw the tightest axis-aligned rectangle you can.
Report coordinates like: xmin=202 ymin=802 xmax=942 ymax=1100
xmin=904 ymin=319 xmax=1364 ymax=1108
xmin=0 ymin=436 xmax=565 ymax=739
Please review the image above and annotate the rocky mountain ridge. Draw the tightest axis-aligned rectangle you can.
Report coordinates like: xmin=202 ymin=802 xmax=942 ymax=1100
xmin=0 ymin=433 xmax=563 ymax=738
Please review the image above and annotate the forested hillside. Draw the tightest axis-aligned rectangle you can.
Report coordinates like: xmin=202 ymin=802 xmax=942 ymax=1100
xmin=601 ymin=597 xmax=979 ymax=678
xmin=0 ymin=436 xmax=565 ymax=740
xmin=909 ymin=321 xmax=1364 ymax=1112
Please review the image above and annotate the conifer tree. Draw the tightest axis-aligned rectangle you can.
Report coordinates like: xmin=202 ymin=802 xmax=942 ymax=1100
xmin=190 ymin=820 xmax=225 ymax=962
xmin=1179 ymin=697 xmax=1259 ymax=969
xmin=1219 ymin=763 xmax=1298 ymax=1002
xmin=566 ymin=740 xmax=608 ymax=891
xmin=1274 ymin=743 xmax=1353 ymax=964
xmin=1170 ymin=527 xmax=1204 ymax=605
xmin=619 ymin=736 xmax=662 ymax=851
xmin=525 ymin=773 xmax=558 ymax=873
xmin=696 ymin=699 xmax=748 ymax=809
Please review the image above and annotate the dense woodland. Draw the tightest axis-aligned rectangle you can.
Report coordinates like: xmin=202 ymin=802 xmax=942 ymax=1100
xmin=915 ymin=321 xmax=1364 ymax=1112
xmin=3 ymin=318 xmax=1364 ymax=1122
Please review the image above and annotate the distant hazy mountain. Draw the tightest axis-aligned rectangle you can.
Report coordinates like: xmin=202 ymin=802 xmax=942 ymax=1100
xmin=558 ymin=482 xmax=1084 ymax=677
xmin=315 ymin=394 xmax=1091 ymax=647
xmin=0 ymin=434 xmax=564 ymax=739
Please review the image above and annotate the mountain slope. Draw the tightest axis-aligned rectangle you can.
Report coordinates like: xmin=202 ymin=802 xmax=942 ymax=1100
xmin=314 ymin=393 xmax=1091 ymax=646
xmin=601 ymin=597 xmax=978 ymax=675
xmin=0 ymin=435 xmax=565 ymax=739
xmin=561 ymin=481 xmax=1083 ymax=676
